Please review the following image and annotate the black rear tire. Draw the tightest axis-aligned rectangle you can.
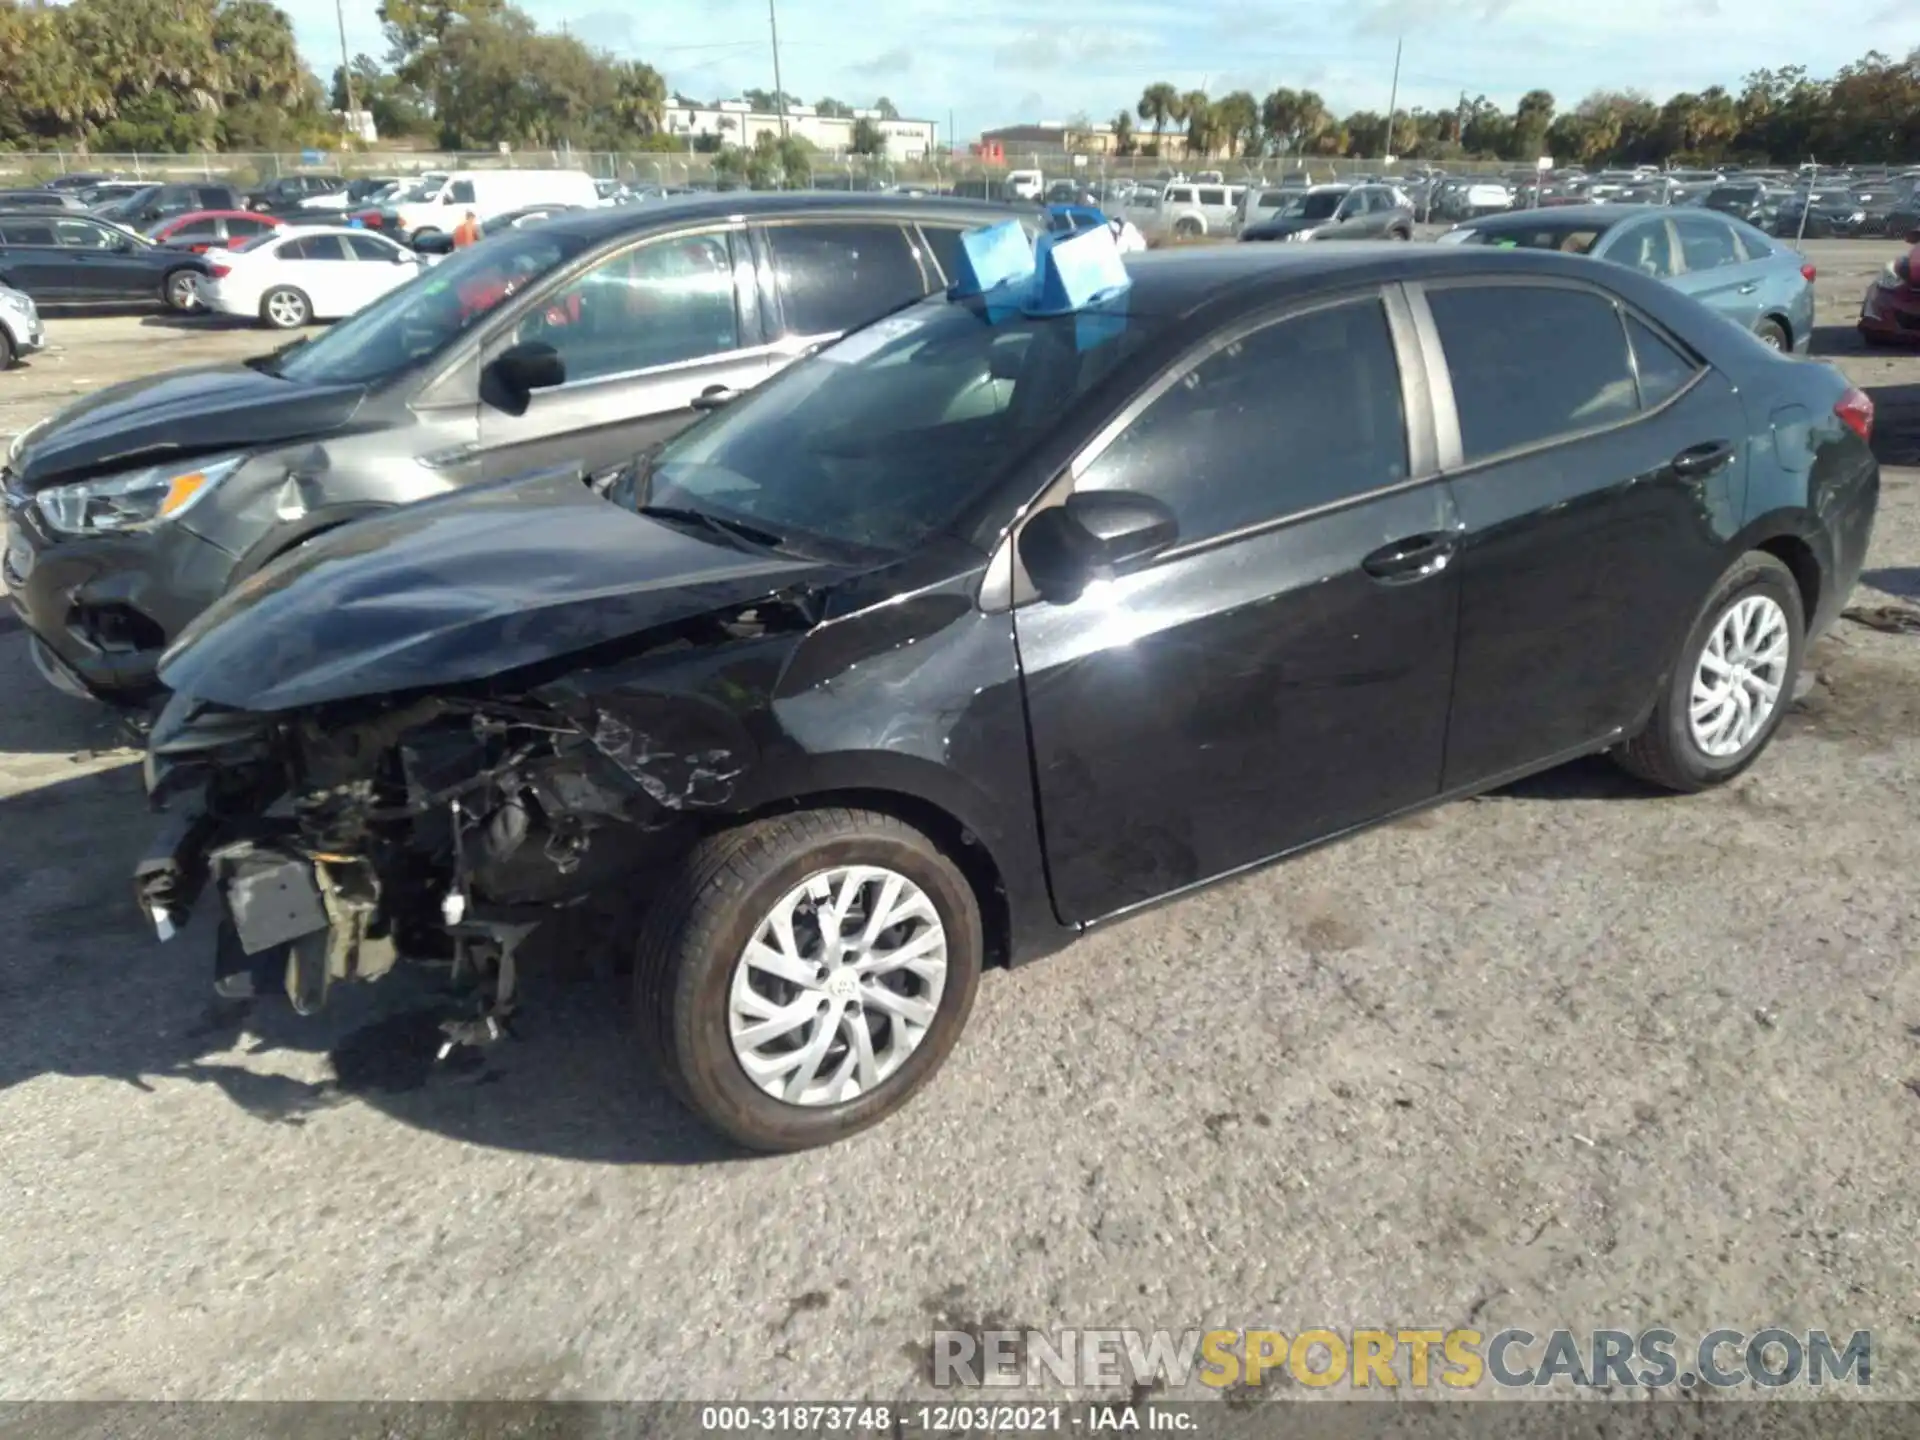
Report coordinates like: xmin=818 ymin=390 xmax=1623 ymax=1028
xmin=0 ymin=327 xmax=14 ymax=370
xmin=1754 ymin=317 xmax=1790 ymax=351
xmin=1612 ymin=552 xmax=1805 ymax=793
xmin=163 ymin=268 xmax=201 ymax=312
xmin=632 ymin=807 xmax=983 ymax=1152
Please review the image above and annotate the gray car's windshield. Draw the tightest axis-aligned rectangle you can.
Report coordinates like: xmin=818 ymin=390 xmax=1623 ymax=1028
xmin=269 ymin=225 xmax=591 ymax=386
xmin=640 ymin=295 xmax=1162 ymax=555
xmin=1280 ymin=191 xmax=1345 ymax=220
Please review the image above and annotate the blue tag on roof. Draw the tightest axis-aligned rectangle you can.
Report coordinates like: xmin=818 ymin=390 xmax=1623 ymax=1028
xmin=1024 ymin=224 xmax=1132 ymax=317
xmin=947 ymin=220 xmax=1036 ymax=300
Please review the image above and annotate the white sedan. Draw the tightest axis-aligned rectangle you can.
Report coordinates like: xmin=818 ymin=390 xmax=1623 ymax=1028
xmin=201 ymin=225 xmax=427 ymax=329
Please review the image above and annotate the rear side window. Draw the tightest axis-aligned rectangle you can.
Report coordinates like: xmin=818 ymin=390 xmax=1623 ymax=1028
xmin=1197 ymin=188 xmax=1226 ymax=207
xmin=768 ymin=222 xmax=927 ymax=337
xmin=172 ymin=219 xmax=219 ymax=241
xmin=0 ymin=221 xmax=57 ymax=245
xmin=1625 ymin=314 xmax=1700 ymax=410
xmin=227 ymin=216 xmax=274 ymax=238
xmin=1076 ymin=297 xmax=1408 ymax=545
xmin=1674 ymin=215 xmax=1740 ymax=272
xmin=1166 ymin=187 xmax=1194 ymax=204
xmin=281 ymin=234 xmax=350 ymax=260
xmin=1427 ymin=285 xmax=1638 ymax=463
xmin=448 ymin=180 xmax=477 ymax=204
xmin=1731 ymin=224 xmax=1772 ymax=262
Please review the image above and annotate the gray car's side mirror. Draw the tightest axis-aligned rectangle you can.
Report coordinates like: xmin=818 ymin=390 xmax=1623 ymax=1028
xmin=481 ymin=341 xmax=566 ymax=416
xmin=1019 ymin=490 xmax=1179 ymax=603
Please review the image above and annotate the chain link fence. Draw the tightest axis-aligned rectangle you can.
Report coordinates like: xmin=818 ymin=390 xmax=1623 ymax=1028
xmin=0 ymin=147 xmax=1536 ymax=192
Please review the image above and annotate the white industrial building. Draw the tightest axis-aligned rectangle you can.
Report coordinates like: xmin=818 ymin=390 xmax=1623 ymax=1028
xmin=661 ymin=97 xmax=937 ymax=160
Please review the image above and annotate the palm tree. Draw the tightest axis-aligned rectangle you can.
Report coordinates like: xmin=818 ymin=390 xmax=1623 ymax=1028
xmin=610 ymin=59 xmax=667 ymax=136
xmin=1110 ymin=109 xmax=1135 ymax=157
xmin=1137 ymin=82 xmax=1179 ymax=143
xmin=1213 ymin=90 xmax=1259 ymax=158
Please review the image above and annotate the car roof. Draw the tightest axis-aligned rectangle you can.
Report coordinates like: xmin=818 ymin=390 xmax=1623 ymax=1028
xmin=1115 ymin=240 xmax=1643 ymax=319
xmin=517 ymin=190 xmax=1028 ymax=246
xmin=1459 ymin=203 xmax=1689 ymax=229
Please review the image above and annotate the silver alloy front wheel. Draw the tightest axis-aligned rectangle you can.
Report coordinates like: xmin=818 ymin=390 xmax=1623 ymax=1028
xmin=1688 ymin=593 xmax=1790 ymax=758
xmin=167 ymin=271 xmax=200 ymax=310
xmin=728 ymin=865 xmax=948 ymax=1106
xmin=263 ymin=288 xmax=309 ymax=329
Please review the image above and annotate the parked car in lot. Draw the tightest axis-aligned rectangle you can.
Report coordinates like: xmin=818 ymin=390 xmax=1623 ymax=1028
xmin=0 ymin=211 xmax=210 ymax=312
xmin=1429 ymin=177 xmax=1513 ymax=221
xmin=125 ymin=229 xmax=1880 ymax=1151
xmin=1131 ymin=181 xmax=1246 ymax=240
xmin=373 ymin=169 xmax=602 ymax=246
xmin=408 ymin=203 xmax=584 ymax=254
xmin=199 ymin=225 xmax=427 ymax=328
xmin=1771 ymin=190 xmax=1866 ymax=238
xmin=0 ymin=189 xmax=88 ymax=211
xmin=2 ymin=193 xmax=1028 ymax=703
xmin=147 ymin=209 xmax=283 ymax=255
xmin=76 ymin=180 xmax=151 ymax=208
xmin=1437 ymin=204 xmax=1814 ymax=352
xmin=1856 ymin=228 xmax=1920 ymax=345
xmin=92 ymin=182 xmax=247 ymax=231
xmin=0 ymin=281 xmax=46 ymax=368
xmin=1702 ymin=181 xmax=1786 ymax=229
xmin=293 ymin=176 xmax=400 ymax=215
xmin=245 ymin=174 xmax=344 ymax=214
xmin=1241 ymin=183 xmax=1413 ymax=242
xmin=42 ymin=172 xmax=123 ymax=193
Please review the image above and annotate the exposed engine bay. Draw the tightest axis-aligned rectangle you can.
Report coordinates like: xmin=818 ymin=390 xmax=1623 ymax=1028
xmin=133 ymin=596 xmax=811 ymax=1051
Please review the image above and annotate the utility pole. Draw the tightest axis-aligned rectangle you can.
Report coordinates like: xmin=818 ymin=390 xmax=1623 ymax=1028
xmin=1381 ymin=36 xmax=1403 ymax=163
xmin=335 ymin=0 xmax=358 ymax=148
xmin=768 ymin=0 xmax=789 ymax=139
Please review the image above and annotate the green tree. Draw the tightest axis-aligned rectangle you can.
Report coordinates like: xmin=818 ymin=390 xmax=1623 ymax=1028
xmin=1137 ymin=82 xmax=1179 ymax=143
xmin=814 ymin=96 xmax=853 ymax=118
xmin=1260 ymin=87 xmax=1328 ymax=158
xmin=1110 ymin=109 xmax=1135 ymax=157
xmin=1213 ymin=90 xmax=1260 ymax=158
xmin=1510 ymin=87 xmax=1555 ymax=159
xmin=872 ymin=96 xmax=900 ymax=119
xmin=849 ymin=116 xmax=885 ymax=156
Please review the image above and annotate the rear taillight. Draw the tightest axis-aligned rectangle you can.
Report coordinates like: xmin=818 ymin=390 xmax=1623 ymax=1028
xmin=1800 ymin=263 xmax=1816 ymax=283
xmin=1835 ymin=387 xmax=1873 ymax=443
xmin=209 ymin=263 xmax=231 ymax=279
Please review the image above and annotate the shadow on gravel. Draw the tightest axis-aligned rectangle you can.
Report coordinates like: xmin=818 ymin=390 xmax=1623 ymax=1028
xmin=0 ymin=633 xmax=137 ymax=755
xmin=136 ymin=312 xmax=262 ymax=333
xmin=1490 ymin=753 xmax=1663 ymax=802
xmin=1810 ymin=323 xmax=1864 ymax=357
xmin=0 ymin=756 xmax=741 ymax=1168
xmin=1863 ymin=379 xmax=1920 ymax=467
xmin=1863 ymin=567 xmax=1920 ymax=600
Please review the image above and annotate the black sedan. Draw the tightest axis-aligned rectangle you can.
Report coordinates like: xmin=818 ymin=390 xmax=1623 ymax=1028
xmin=0 ymin=210 xmax=210 ymax=310
xmin=132 ymin=234 xmax=1877 ymax=1151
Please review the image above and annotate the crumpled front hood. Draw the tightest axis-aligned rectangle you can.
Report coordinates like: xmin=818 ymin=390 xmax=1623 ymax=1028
xmin=157 ymin=466 xmax=841 ymax=713
xmin=9 ymin=364 xmax=365 ymax=489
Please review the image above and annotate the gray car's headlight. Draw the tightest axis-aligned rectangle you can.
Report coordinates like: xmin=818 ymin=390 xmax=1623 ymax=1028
xmin=36 ymin=453 xmax=246 ymax=537
xmin=0 ymin=288 xmax=30 ymax=316
xmin=1286 ymin=229 xmax=1314 ymax=242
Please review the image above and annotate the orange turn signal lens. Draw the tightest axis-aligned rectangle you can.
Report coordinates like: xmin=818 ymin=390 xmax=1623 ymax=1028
xmin=158 ymin=473 xmax=208 ymax=516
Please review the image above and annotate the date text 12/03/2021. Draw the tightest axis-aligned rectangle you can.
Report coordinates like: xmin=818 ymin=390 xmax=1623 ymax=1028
xmin=699 ymin=1406 xmax=1191 ymax=1434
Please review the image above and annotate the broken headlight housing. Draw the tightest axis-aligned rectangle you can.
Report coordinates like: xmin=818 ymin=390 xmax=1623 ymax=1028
xmin=36 ymin=453 xmax=245 ymax=537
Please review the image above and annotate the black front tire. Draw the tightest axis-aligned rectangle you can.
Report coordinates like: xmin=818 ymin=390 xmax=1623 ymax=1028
xmin=0 ymin=327 xmax=13 ymax=370
xmin=633 ymin=808 xmax=983 ymax=1152
xmin=1613 ymin=552 xmax=1805 ymax=793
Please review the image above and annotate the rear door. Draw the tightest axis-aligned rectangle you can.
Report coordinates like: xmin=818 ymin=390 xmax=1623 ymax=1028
xmin=1013 ymin=288 xmax=1460 ymax=922
xmin=341 ymin=232 xmax=419 ymax=312
xmin=1416 ymin=277 xmax=1750 ymax=787
xmin=274 ymin=233 xmax=356 ymax=314
xmin=1670 ymin=213 xmax=1764 ymax=331
xmin=478 ymin=224 xmax=768 ymax=483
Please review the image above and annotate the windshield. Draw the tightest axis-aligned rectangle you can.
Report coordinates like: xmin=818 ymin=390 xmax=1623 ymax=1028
xmin=638 ymin=295 xmax=1163 ymax=556
xmin=395 ymin=174 xmax=448 ymax=204
xmin=1280 ymin=191 xmax=1345 ymax=220
xmin=270 ymin=224 xmax=590 ymax=386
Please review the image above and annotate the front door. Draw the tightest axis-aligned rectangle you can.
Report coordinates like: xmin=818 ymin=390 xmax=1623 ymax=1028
xmin=1013 ymin=290 xmax=1460 ymax=924
xmin=478 ymin=226 xmax=770 ymax=483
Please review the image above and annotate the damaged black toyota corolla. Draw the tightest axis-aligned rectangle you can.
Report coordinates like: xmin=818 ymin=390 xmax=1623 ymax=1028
xmin=137 ymin=229 xmax=1878 ymax=1150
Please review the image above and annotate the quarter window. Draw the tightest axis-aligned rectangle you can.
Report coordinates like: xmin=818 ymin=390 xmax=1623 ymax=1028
xmin=1625 ymin=314 xmax=1700 ymax=409
xmin=514 ymin=231 xmax=740 ymax=382
xmin=767 ymin=222 xmax=926 ymax=337
xmin=1427 ymin=284 xmax=1638 ymax=462
xmin=1076 ymin=297 xmax=1409 ymax=546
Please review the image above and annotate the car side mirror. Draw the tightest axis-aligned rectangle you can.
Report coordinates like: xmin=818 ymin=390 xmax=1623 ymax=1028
xmin=481 ymin=341 xmax=565 ymax=416
xmin=1019 ymin=491 xmax=1179 ymax=603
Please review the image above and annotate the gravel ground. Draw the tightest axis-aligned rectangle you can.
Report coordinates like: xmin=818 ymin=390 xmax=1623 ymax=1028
xmin=1 ymin=240 xmax=1918 ymax=1402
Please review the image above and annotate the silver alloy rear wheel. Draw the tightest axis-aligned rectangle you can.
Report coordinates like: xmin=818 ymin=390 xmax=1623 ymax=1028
xmin=166 ymin=271 xmax=200 ymax=311
xmin=1688 ymin=593 xmax=1789 ymax=758
xmin=728 ymin=865 xmax=948 ymax=1106
xmin=262 ymin=286 xmax=309 ymax=329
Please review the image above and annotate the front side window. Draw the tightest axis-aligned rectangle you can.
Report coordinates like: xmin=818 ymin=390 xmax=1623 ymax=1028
xmin=268 ymin=224 xmax=588 ymax=386
xmin=227 ymin=216 xmax=274 ymax=238
xmin=1674 ymin=215 xmax=1740 ymax=272
xmin=448 ymin=180 xmax=477 ymax=205
xmin=346 ymin=233 xmax=402 ymax=261
xmin=281 ymin=234 xmax=350 ymax=261
xmin=171 ymin=220 xmax=219 ymax=242
xmin=767 ymin=222 xmax=926 ymax=337
xmin=1197 ymin=188 xmax=1226 ymax=207
xmin=1282 ymin=191 xmax=1344 ymax=220
xmin=1427 ymin=284 xmax=1638 ymax=463
xmin=1076 ymin=297 xmax=1408 ymax=545
xmin=0 ymin=221 xmax=57 ymax=245
xmin=54 ymin=220 xmax=115 ymax=249
xmin=514 ymin=231 xmax=739 ymax=383
xmin=641 ymin=293 xmax=1161 ymax=556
